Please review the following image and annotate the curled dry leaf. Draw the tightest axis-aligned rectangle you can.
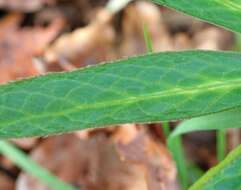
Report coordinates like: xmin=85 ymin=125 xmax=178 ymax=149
xmin=0 ymin=13 xmax=64 ymax=84
xmin=17 ymin=125 xmax=178 ymax=190
xmin=193 ymin=27 xmax=233 ymax=50
xmin=44 ymin=9 xmax=115 ymax=67
xmin=116 ymin=129 xmax=178 ymax=190
xmin=120 ymin=1 xmax=173 ymax=56
xmin=161 ymin=8 xmax=205 ymax=34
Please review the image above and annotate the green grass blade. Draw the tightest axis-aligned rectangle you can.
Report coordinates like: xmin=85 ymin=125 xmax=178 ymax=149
xmin=170 ymin=107 xmax=241 ymax=137
xmin=152 ymin=0 xmax=241 ymax=33
xmin=168 ymin=136 xmax=189 ymax=190
xmin=189 ymin=144 xmax=241 ymax=190
xmin=0 ymin=141 xmax=77 ymax=190
xmin=143 ymin=23 xmax=154 ymax=53
xmin=168 ymin=106 xmax=241 ymax=187
xmin=0 ymin=51 xmax=241 ymax=138
xmin=162 ymin=122 xmax=171 ymax=137
xmin=217 ymin=129 xmax=226 ymax=162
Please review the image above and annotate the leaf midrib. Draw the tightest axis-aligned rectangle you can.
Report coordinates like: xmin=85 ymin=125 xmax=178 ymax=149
xmin=215 ymin=0 xmax=241 ymax=12
xmin=1 ymin=77 xmax=241 ymax=127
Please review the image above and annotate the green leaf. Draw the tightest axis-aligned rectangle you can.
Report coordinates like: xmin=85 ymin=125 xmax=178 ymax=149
xmin=170 ymin=107 xmax=241 ymax=137
xmin=152 ymin=0 xmax=241 ymax=33
xmin=168 ymin=136 xmax=189 ymax=190
xmin=189 ymin=144 xmax=241 ymax=190
xmin=0 ymin=141 xmax=77 ymax=190
xmin=217 ymin=129 xmax=227 ymax=162
xmin=168 ymin=108 xmax=241 ymax=188
xmin=0 ymin=50 xmax=241 ymax=138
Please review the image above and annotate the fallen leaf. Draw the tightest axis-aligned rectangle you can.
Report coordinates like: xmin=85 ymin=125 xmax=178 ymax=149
xmin=0 ymin=13 xmax=64 ymax=84
xmin=120 ymin=1 xmax=173 ymax=56
xmin=44 ymin=9 xmax=115 ymax=67
xmin=17 ymin=125 xmax=178 ymax=190
xmin=193 ymin=27 xmax=233 ymax=50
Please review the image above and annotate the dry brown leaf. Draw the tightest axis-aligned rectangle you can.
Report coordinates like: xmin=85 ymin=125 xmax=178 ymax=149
xmin=17 ymin=125 xmax=178 ymax=190
xmin=193 ymin=27 xmax=233 ymax=50
xmin=120 ymin=1 xmax=173 ymax=56
xmin=116 ymin=128 xmax=178 ymax=190
xmin=0 ymin=172 xmax=14 ymax=190
xmin=44 ymin=9 xmax=115 ymax=67
xmin=0 ymin=13 xmax=64 ymax=84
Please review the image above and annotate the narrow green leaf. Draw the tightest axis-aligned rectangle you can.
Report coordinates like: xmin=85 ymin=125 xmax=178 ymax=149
xmin=0 ymin=141 xmax=77 ymax=190
xmin=143 ymin=23 xmax=154 ymax=53
xmin=168 ymin=136 xmax=189 ymax=190
xmin=217 ymin=129 xmax=226 ymax=162
xmin=0 ymin=51 xmax=241 ymax=138
xmin=189 ymin=144 xmax=241 ymax=190
xmin=152 ymin=0 xmax=241 ymax=33
xmin=170 ymin=107 xmax=241 ymax=137
xmin=168 ymin=106 xmax=241 ymax=188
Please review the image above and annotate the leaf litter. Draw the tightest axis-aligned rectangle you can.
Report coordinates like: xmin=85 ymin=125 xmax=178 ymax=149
xmin=0 ymin=0 xmax=237 ymax=190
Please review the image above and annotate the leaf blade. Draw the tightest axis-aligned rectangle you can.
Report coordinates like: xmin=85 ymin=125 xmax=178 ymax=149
xmin=189 ymin=144 xmax=241 ymax=190
xmin=152 ymin=0 xmax=241 ymax=33
xmin=1 ymin=51 xmax=241 ymax=138
xmin=170 ymin=107 xmax=241 ymax=137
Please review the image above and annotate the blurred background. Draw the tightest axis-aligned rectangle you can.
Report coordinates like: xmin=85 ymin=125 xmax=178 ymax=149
xmin=0 ymin=0 xmax=240 ymax=189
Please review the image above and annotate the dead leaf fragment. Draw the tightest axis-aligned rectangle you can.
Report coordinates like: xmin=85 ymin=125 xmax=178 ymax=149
xmin=17 ymin=125 xmax=178 ymax=190
xmin=193 ymin=27 xmax=233 ymax=50
xmin=0 ymin=13 xmax=64 ymax=83
xmin=120 ymin=1 xmax=173 ymax=56
xmin=44 ymin=9 xmax=115 ymax=67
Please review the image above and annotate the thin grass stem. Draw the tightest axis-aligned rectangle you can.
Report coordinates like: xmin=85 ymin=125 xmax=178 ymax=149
xmin=0 ymin=141 xmax=77 ymax=190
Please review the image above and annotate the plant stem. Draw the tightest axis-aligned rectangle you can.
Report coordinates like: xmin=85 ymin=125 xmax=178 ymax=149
xmin=217 ymin=129 xmax=226 ymax=161
xmin=143 ymin=23 xmax=154 ymax=53
xmin=162 ymin=122 xmax=171 ymax=137
xmin=168 ymin=137 xmax=189 ymax=190
xmin=0 ymin=141 xmax=77 ymax=190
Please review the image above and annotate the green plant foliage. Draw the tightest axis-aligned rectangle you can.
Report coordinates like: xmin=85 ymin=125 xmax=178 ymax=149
xmin=0 ymin=141 xmax=77 ymax=190
xmin=217 ymin=129 xmax=226 ymax=162
xmin=189 ymin=144 xmax=241 ymax=190
xmin=0 ymin=51 xmax=241 ymax=138
xmin=170 ymin=107 xmax=241 ymax=137
xmin=152 ymin=0 xmax=241 ymax=33
xmin=168 ymin=136 xmax=188 ymax=190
